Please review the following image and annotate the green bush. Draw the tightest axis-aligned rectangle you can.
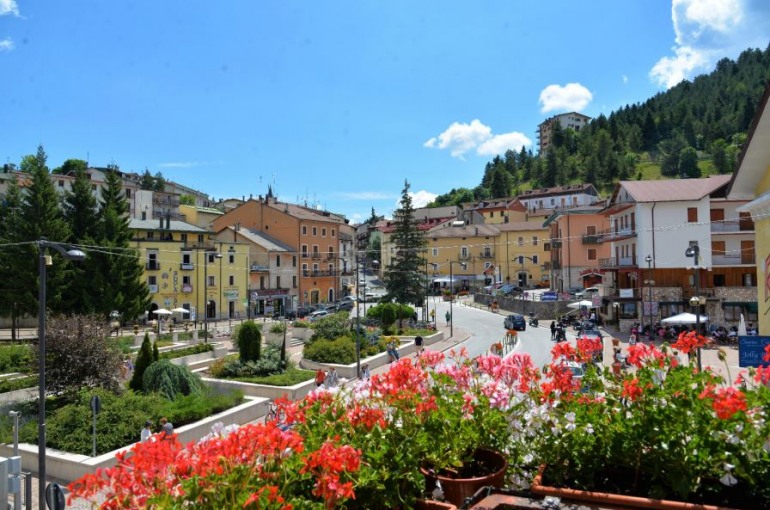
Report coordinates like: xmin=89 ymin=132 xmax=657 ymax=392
xmin=142 ymin=360 xmax=203 ymax=400
xmin=292 ymin=320 xmax=311 ymax=328
xmin=158 ymin=343 xmax=213 ymax=360
xmin=129 ymin=333 xmax=153 ymax=392
xmin=237 ymin=321 xmax=262 ymax=362
xmin=0 ymin=375 xmax=37 ymax=393
xmin=15 ymin=387 xmax=243 ymax=456
xmin=0 ymin=344 xmax=34 ymax=373
xmin=310 ymin=312 xmax=351 ymax=340
xmin=110 ymin=336 xmax=135 ymax=355
xmin=269 ymin=322 xmax=287 ymax=334
xmin=232 ymin=368 xmax=315 ymax=386
xmin=209 ymin=345 xmax=289 ymax=379
xmin=303 ymin=336 xmax=357 ymax=364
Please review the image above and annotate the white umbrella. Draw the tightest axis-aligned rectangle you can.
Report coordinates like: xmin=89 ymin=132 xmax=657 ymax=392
xmin=155 ymin=308 xmax=173 ymax=315
xmin=738 ymin=313 xmax=747 ymax=336
xmin=567 ymin=300 xmax=596 ymax=309
xmin=661 ymin=312 xmax=708 ymax=324
xmin=170 ymin=307 xmax=190 ymax=314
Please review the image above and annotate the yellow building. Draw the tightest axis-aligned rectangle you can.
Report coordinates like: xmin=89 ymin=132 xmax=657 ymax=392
xmin=129 ymin=218 xmax=249 ymax=322
xmin=425 ymin=224 xmax=500 ymax=292
xmin=496 ymin=221 xmax=551 ymax=287
xmin=728 ymin=83 xmax=770 ymax=335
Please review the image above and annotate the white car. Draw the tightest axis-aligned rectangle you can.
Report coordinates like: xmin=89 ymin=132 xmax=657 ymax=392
xmin=575 ymin=287 xmax=600 ymax=299
xmin=308 ymin=310 xmax=330 ymax=321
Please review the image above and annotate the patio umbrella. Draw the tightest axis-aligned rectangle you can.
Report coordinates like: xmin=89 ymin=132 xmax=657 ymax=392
xmin=738 ymin=313 xmax=747 ymax=336
xmin=661 ymin=312 xmax=708 ymax=324
xmin=567 ymin=300 xmax=596 ymax=309
xmin=155 ymin=308 xmax=173 ymax=315
xmin=170 ymin=307 xmax=190 ymax=314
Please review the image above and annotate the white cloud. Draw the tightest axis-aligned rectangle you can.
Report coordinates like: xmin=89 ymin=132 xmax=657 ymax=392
xmin=409 ymin=190 xmax=438 ymax=208
xmin=0 ymin=0 xmax=19 ymax=16
xmin=423 ymin=119 xmax=492 ymax=158
xmin=477 ymin=132 xmax=532 ymax=156
xmin=538 ymin=83 xmax=593 ymax=113
xmin=424 ymin=120 xmax=532 ymax=159
xmin=0 ymin=38 xmax=13 ymax=52
xmin=650 ymin=0 xmax=769 ymax=89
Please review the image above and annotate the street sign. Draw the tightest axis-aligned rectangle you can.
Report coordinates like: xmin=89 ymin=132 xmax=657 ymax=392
xmin=90 ymin=395 xmax=101 ymax=414
xmin=541 ymin=292 xmax=558 ymax=302
xmin=738 ymin=336 xmax=770 ymax=367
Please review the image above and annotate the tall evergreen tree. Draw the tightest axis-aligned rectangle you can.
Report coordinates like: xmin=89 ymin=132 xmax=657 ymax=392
xmin=15 ymin=146 xmax=73 ymax=315
xmin=93 ymin=170 xmax=150 ymax=320
xmin=0 ymin=180 xmax=26 ymax=338
xmin=383 ymin=181 xmax=427 ymax=307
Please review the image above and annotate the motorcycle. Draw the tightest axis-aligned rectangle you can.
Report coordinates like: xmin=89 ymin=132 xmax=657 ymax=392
xmin=528 ymin=314 xmax=539 ymax=327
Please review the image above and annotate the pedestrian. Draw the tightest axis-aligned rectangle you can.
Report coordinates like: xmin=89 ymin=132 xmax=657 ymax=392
xmin=361 ymin=363 xmax=371 ymax=380
xmin=140 ymin=420 xmax=153 ymax=443
xmin=325 ymin=367 xmax=339 ymax=388
xmin=430 ymin=309 xmax=436 ymax=323
xmin=159 ymin=417 xmax=174 ymax=440
xmin=387 ymin=338 xmax=400 ymax=362
xmin=550 ymin=321 xmax=556 ymax=341
xmin=314 ymin=368 xmax=326 ymax=387
xmin=414 ymin=335 xmax=424 ymax=355
xmin=445 ymin=310 xmax=451 ymax=326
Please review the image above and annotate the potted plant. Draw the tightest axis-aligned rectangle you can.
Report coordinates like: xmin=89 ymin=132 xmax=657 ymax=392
xmin=265 ymin=321 xmax=289 ymax=347
xmin=292 ymin=319 xmax=314 ymax=342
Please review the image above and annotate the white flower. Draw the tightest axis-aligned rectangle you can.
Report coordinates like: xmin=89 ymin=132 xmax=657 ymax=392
xmin=565 ymin=422 xmax=576 ymax=432
xmin=565 ymin=412 xmax=576 ymax=423
xmin=585 ymin=424 xmax=594 ymax=434
xmin=720 ymin=473 xmax=738 ymax=486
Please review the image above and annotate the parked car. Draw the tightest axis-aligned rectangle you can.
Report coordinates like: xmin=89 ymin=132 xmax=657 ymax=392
xmin=568 ymin=286 xmax=584 ymax=296
xmin=575 ymin=286 xmax=600 ymax=299
xmin=503 ymin=313 xmax=526 ymax=331
xmin=335 ymin=301 xmax=354 ymax=311
xmin=308 ymin=309 xmax=330 ymax=321
xmin=580 ymin=328 xmax=603 ymax=341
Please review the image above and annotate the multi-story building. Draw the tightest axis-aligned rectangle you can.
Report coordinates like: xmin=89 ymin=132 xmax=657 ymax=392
xmin=537 ymin=112 xmax=591 ymax=153
xmin=517 ymin=183 xmax=601 ymax=213
xmin=424 ymin=223 xmax=500 ymax=293
xmin=212 ymin=192 xmax=348 ymax=307
xmin=496 ymin=221 xmax=551 ymax=288
xmin=543 ymin=207 xmax=610 ymax=293
xmin=599 ymin=176 xmax=756 ymax=332
xmin=728 ymin=81 xmax=770 ymax=335
xmin=129 ymin=217 xmax=249 ymax=322
xmin=461 ymin=198 xmax=527 ymax=225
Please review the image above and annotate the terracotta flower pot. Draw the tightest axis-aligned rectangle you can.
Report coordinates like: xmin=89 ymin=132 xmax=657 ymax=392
xmin=531 ymin=466 xmax=742 ymax=510
xmin=420 ymin=448 xmax=508 ymax=507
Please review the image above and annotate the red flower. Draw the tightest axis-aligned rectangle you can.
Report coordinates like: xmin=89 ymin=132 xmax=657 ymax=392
xmin=671 ymin=331 xmax=709 ymax=355
xmin=711 ymin=387 xmax=748 ymax=419
xmin=621 ymin=378 xmax=644 ymax=401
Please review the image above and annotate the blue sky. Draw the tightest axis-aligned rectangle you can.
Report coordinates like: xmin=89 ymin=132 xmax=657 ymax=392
xmin=2 ymin=1 xmax=768 ymax=224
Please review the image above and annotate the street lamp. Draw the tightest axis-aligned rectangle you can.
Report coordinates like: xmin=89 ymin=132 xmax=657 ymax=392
xmin=685 ymin=243 xmax=703 ymax=370
xmin=448 ymin=261 xmax=467 ymax=338
xmin=37 ymin=239 xmax=86 ymax=510
xmin=203 ymin=250 xmax=223 ymax=342
xmin=645 ymin=255 xmax=653 ymax=337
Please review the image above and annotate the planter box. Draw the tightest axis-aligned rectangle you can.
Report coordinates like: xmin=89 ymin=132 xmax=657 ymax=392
xmin=264 ymin=331 xmax=290 ymax=347
xmin=0 ymin=396 xmax=268 ymax=484
xmin=202 ymin=376 xmax=317 ymax=402
xmin=292 ymin=327 xmax=314 ymax=342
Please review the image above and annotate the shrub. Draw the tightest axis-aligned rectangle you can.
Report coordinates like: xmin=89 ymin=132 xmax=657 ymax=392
xmin=152 ymin=340 xmax=159 ymax=362
xmin=130 ymin=333 xmax=153 ymax=392
xmin=142 ymin=360 xmax=203 ymax=400
xmin=293 ymin=320 xmax=311 ymax=328
xmin=237 ymin=321 xmax=262 ymax=362
xmin=233 ymin=368 xmax=315 ymax=386
xmin=158 ymin=343 xmax=213 ymax=360
xmin=0 ymin=375 xmax=37 ymax=393
xmin=303 ymin=337 xmax=356 ymax=364
xmin=310 ymin=312 xmax=350 ymax=340
xmin=269 ymin=322 xmax=286 ymax=334
xmin=0 ymin=344 xmax=35 ymax=373
xmin=209 ymin=346 xmax=289 ymax=379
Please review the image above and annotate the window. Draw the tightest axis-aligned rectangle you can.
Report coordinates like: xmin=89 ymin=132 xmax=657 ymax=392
xmin=532 ymin=255 xmax=538 ymax=264
xmin=322 ymin=228 xmax=326 ymax=237
xmin=302 ymin=226 xmax=307 ymax=235
xmin=125 ymin=189 xmax=131 ymax=198
xmin=302 ymin=263 xmax=308 ymax=276
xmin=301 ymin=245 xmax=308 ymax=257
xmin=517 ymin=237 xmax=524 ymax=247
xmin=276 ymin=276 xmax=281 ymax=288
xmin=58 ymin=180 xmax=64 ymax=187
xmin=148 ymin=276 xmax=157 ymax=286
xmin=743 ymin=273 xmax=757 ymax=286
xmin=182 ymin=275 xmax=191 ymax=285
xmin=147 ymin=231 xmax=154 ymax=239
xmin=713 ymin=274 xmax=726 ymax=287
xmin=544 ymin=242 xmax=551 ymax=251
xmin=331 ymin=229 xmax=335 ymax=237
xmin=722 ymin=304 xmax=742 ymax=322
xmin=182 ymin=253 xmax=191 ymax=265
xmin=293 ymin=275 xmax=297 ymax=288
xmin=276 ymin=255 xmax=281 ymax=267
xmin=532 ymin=236 xmax=538 ymax=246
xmin=181 ymin=233 xmax=187 ymax=242
xmin=687 ymin=208 xmax=698 ymax=223
xmin=198 ymin=234 xmax=204 ymax=243
xmin=293 ymin=255 xmax=297 ymax=267
xmin=207 ymin=275 xmax=215 ymax=287
xmin=586 ymin=225 xmax=596 ymax=235
xmin=432 ymin=248 xmax=439 ymax=257
xmin=229 ymin=275 xmax=234 ymax=285
xmin=228 ymin=252 xmax=235 ymax=264
xmin=588 ymin=249 xmax=596 ymax=260
xmin=260 ymin=276 xmax=265 ymax=289
xmin=312 ymin=227 xmax=317 ymax=236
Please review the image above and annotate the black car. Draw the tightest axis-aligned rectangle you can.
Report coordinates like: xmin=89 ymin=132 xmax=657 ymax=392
xmin=504 ymin=313 xmax=526 ymax=331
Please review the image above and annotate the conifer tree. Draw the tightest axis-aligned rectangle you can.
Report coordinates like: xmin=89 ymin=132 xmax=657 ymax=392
xmin=130 ymin=333 xmax=154 ymax=392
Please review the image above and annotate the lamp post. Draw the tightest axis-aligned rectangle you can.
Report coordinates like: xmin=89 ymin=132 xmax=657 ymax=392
xmin=645 ymin=255 xmax=653 ymax=337
xmin=685 ymin=243 xmax=702 ymax=370
xmin=448 ymin=261 xmax=467 ymax=338
xmin=353 ymin=256 xmax=362 ymax=378
xmin=37 ymin=240 xmax=86 ymax=510
xmin=203 ymin=250 xmax=223 ymax=342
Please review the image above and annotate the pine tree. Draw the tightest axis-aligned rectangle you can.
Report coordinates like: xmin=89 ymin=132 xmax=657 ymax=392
xmin=238 ymin=321 xmax=262 ymax=362
xmin=152 ymin=339 xmax=160 ymax=362
xmin=130 ymin=333 xmax=154 ymax=392
xmin=383 ymin=180 xmax=427 ymax=307
xmin=0 ymin=180 xmax=26 ymax=338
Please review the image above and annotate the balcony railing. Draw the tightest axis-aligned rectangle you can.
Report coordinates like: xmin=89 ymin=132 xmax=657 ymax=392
xmin=146 ymin=262 xmax=160 ymax=271
xmin=311 ymin=253 xmax=321 ymax=259
xmin=711 ymin=220 xmax=754 ymax=233
xmin=599 ymin=256 xmax=637 ymax=269
xmin=582 ymin=234 xmax=601 ymax=245
xmin=597 ymin=227 xmax=636 ymax=242
xmin=250 ymin=264 xmax=269 ymax=272
xmin=182 ymin=283 xmax=193 ymax=293
xmin=459 ymin=253 xmax=471 ymax=261
xmin=302 ymin=269 xmax=337 ymax=277
xmin=180 ymin=262 xmax=194 ymax=270
xmin=551 ymin=240 xmax=562 ymax=249
xmin=712 ymin=254 xmax=741 ymax=266
xmin=479 ymin=251 xmax=495 ymax=259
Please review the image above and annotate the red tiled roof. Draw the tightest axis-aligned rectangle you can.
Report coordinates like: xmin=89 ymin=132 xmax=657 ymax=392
xmin=614 ymin=175 xmax=732 ymax=203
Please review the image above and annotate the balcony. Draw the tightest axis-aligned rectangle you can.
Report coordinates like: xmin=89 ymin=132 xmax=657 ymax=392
xmin=711 ymin=219 xmax=754 ymax=233
xmin=479 ymin=251 xmax=495 ymax=259
xmin=599 ymin=256 xmax=637 ymax=269
xmin=250 ymin=264 xmax=269 ymax=272
xmin=302 ymin=269 xmax=337 ymax=277
xmin=301 ymin=253 xmax=310 ymax=259
xmin=581 ymin=234 xmax=601 ymax=245
xmin=145 ymin=261 xmax=160 ymax=271
xmin=551 ymin=240 xmax=562 ymax=249
xmin=597 ymin=226 xmax=636 ymax=242
xmin=180 ymin=262 xmax=194 ymax=270
xmin=182 ymin=283 xmax=193 ymax=293
xmin=459 ymin=253 xmax=471 ymax=261
xmin=311 ymin=253 xmax=322 ymax=260
xmin=551 ymin=260 xmax=562 ymax=270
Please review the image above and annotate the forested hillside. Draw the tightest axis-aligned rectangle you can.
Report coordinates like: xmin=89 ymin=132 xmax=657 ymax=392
xmin=430 ymin=45 xmax=770 ymax=207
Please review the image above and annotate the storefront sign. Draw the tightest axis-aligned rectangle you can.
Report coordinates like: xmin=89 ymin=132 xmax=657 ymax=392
xmin=739 ymin=336 xmax=770 ymax=367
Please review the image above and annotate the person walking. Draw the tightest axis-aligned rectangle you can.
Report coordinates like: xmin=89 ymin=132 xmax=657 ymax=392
xmin=361 ymin=363 xmax=371 ymax=380
xmin=387 ymin=338 xmax=400 ymax=362
xmin=445 ymin=310 xmax=451 ymax=326
xmin=430 ymin=309 xmax=436 ymax=324
xmin=325 ymin=367 xmax=339 ymax=388
xmin=550 ymin=321 xmax=556 ymax=341
xmin=314 ymin=368 xmax=326 ymax=387
xmin=140 ymin=420 xmax=153 ymax=443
